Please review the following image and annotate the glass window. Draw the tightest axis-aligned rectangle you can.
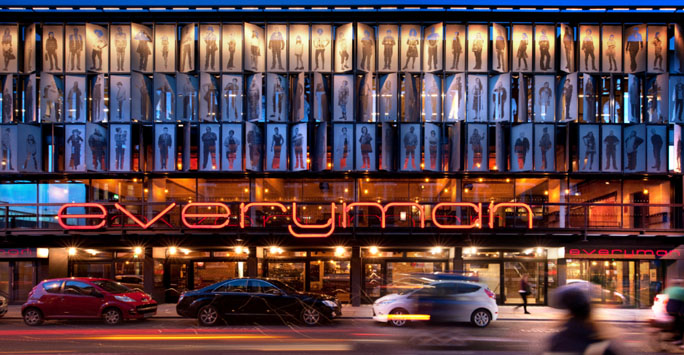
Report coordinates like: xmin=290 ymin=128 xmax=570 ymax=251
xmin=255 ymin=178 xmax=354 ymax=202
xmin=197 ymin=179 xmax=250 ymax=202
xmin=148 ymin=178 xmax=196 ymax=203
xmin=458 ymin=283 xmax=481 ymax=293
xmin=267 ymin=262 xmax=306 ymax=291
xmin=248 ymin=279 xmax=279 ymax=294
xmin=462 ymin=178 xmax=513 ymax=203
xmin=64 ymin=280 xmax=96 ymax=296
xmin=91 ymin=179 xmax=142 ymax=202
xmin=216 ymin=279 xmax=248 ymax=292
xmin=43 ymin=281 xmax=62 ymax=294
xmin=92 ymin=280 xmax=131 ymax=294
xmin=195 ymin=261 xmax=244 ymax=289
xmin=72 ymin=263 xmax=111 ymax=279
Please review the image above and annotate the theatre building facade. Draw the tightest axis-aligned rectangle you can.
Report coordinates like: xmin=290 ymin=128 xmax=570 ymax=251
xmin=0 ymin=4 xmax=683 ymax=307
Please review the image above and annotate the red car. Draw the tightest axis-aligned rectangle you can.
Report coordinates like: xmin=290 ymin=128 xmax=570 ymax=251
xmin=21 ymin=277 xmax=157 ymax=326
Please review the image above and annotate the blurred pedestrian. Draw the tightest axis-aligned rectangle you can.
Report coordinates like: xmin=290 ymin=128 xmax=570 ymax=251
xmin=515 ymin=274 xmax=532 ymax=314
xmin=665 ymin=279 xmax=684 ymax=345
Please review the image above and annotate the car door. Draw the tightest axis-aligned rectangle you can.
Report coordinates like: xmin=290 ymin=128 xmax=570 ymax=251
xmin=214 ymin=279 xmax=253 ymax=318
xmin=249 ymin=280 xmax=300 ymax=319
xmin=61 ymin=280 xmax=105 ymax=318
xmin=38 ymin=280 xmax=64 ymax=318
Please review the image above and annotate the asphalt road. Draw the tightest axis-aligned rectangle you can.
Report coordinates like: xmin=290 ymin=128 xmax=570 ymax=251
xmin=0 ymin=318 xmax=664 ymax=354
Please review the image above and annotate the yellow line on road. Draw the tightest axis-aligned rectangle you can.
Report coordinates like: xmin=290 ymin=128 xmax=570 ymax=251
xmin=74 ymin=334 xmax=286 ymax=341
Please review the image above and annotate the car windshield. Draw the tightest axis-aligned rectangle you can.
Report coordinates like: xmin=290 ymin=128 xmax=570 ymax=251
xmin=266 ymin=280 xmax=298 ymax=294
xmin=92 ymin=280 xmax=132 ymax=294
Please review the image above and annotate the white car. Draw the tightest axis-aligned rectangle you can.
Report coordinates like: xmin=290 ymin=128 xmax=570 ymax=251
xmin=372 ymin=281 xmax=498 ymax=327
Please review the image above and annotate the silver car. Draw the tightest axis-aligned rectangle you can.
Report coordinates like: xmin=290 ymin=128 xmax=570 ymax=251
xmin=0 ymin=295 xmax=7 ymax=317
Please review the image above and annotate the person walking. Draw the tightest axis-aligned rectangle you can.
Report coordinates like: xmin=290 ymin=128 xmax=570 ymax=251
xmin=515 ymin=274 xmax=532 ymax=314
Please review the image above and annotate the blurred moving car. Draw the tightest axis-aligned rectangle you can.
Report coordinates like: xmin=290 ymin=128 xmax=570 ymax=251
xmin=176 ymin=278 xmax=341 ymax=326
xmin=565 ymin=279 xmax=626 ymax=304
xmin=22 ymin=278 xmax=157 ymax=326
xmin=0 ymin=295 xmax=6 ymax=318
xmin=373 ymin=281 xmax=498 ymax=327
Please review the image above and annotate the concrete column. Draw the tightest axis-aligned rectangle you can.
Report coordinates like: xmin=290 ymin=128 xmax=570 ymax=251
xmin=48 ymin=248 xmax=69 ymax=279
xmin=247 ymin=246 xmax=258 ymax=278
xmin=350 ymin=245 xmax=362 ymax=307
xmin=453 ymin=247 xmax=463 ymax=272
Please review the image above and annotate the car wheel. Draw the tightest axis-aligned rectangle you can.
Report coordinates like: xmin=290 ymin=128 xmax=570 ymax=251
xmin=388 ymin=308 xmax=409 ymax=327
xmin=198 ymin=305 xmax=220 ymax=326
xmin=103 ymin=307 xmax=123 ymax=325
xmin=300 ymin=307 xmax=321 ymax=326
xmin=471 ymin=309 xmax=492 ymax=328
xmin=23 ymin=308 xmax=44 ymax=326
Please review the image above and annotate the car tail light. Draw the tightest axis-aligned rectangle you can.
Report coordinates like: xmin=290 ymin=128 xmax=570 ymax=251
xmin=484 ymin=288 xmax=496 ymax=299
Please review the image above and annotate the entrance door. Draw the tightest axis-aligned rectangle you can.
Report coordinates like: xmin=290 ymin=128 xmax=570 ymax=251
xmin=165 ymin=262 xmax=190 ymax=302
xmin=465 ymin=261 xmax=501 ymax=303
xmin=503 ymin=261 xmax=545 ymax=305
xmin=363 ymin=262 xmax=383 ymax=301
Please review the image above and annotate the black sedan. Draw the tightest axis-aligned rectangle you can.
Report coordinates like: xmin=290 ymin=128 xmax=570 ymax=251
xmin=176 ymin=278 xmax=342 ymax=326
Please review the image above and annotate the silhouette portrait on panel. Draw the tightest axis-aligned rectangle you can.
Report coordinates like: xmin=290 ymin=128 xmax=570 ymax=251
xmin=338 ymin=80 xmax=349 ymax=120
xmin=315 ymin=78 xmax=328 ymax=121
xmin=469 ymin=128 xmax=484 ymax=168
xmin=246 ymin=126 xmax=262 ymax=169
xmin=650 ymin=129 xmax=663 ymax=170
xmin=313 ymin=28 xmax=329 ymax=71
xmin=495 ymin=29 xmax=506 ymax=71
xmin=538 ymin=29 xmax=550 ymax=71
xmin=1 ymin=29 xmax=13 ymax=72
xmin=293 ymin=36 xmax=304 ymax=70
xmin=25 ymin=80 xmax=33 ymax=121
xmin=652 ymin=32 xmax=664 ymax=71
xmin=250 ymin=30 xmax=261 ymax=70
xmin=180 ymin=26 xmax=193 ymax=72
xmin=2 ymin=87 xmax=11 ymax=122
xmin=271 ymin=78 xmax=285 ymax=120
xmin=202 ymin=83 xmax=218 ymax=121
xmin=2 ymin=128 xmax=13 ymax=170
xmin=292 ymin=127 xmax=305 ymax=169
xmin=584 ymin=79 xmax=595 ymax=122
xmin=403 ymin=126 xmax=418 ymax=170
xmin=181 ymin=78 xmax=195 ymax=120
xmin=514 ymin=131 xmax=530 ymax=169
xmin=426 ymin=27 xmax=439 ymax=71
xmin=539 ymin=81 xmax=552 ymax=120
xmin=472 ymin=77 xmax=483 ymax=121
xmin=604 ymin=130 xmax=619 ymax=170
xmin=248 ymin=77 xmax=260 ymax=120
xmin=360 ymin=30 xmax=374 ymax=71
xmin=428 ymin=129 xmax=438 ymax=170
xmin=224 ymin=129 xmax=240 ymax=169
xmin=22 ymin=134 xmax=37 ymax=170
xmin=472 ymin=32 xmax=484 ymax=70
xmin=492 ymin=81 xmax=507 ymax=121
xmin=563 ymin=26 xmax=573 ymax=71
xmin=403 ymin=29 xmax=419 ymax=71
xmin=358 ymin=126 xmax=373 ymax=169
xmin=381 ymin=79 xmax=393 ymax=120
xmin=338 ymin=31 xmax=350 ymax=71
xmin=562 ymin=79 xmax=573 ymax=121
xmin=517 ymin=33 xmax=529 ymax=71
xmin=539 ymin=127 xmax=552 ymax=170
xmin=115 ymin=81 xmax=126 ymax=121
xmin=45 ymin=32 xmax=60 ymax=71
xmin=114 ymin=127 xmax=127 ymax=170
xmin=339 ymin=126 xmax=349 ymax=168
xmin=157 ymin=126 xmax=172 ymax=169
xmin=92 ymin=76 xmax=103 ymax=122
xmin=382 ymin=29 xmax=395 ymax=70
xmin=202 ymin=126 xmax=218 ymax=169
xmin=204 ymin=26 xmax=218 ymax=71
xmin=160 ymin=36 xmax=169 ymax=69
xmin=90 ymin=29 xmax=107 ymax=71
xmin=157 ymin=81 xmax=174 ymax=121
xmin=67 ymin=129 xmax=83 ymax=170
xmin=647 ymin=79 xmax=661 ymax=122
xmin=41 ymin=83 xmax=58 ymax=122
xmin=675 ymin=79 xmax=684 ymax=122
xmin=582 ymin=130 xmax=596 ymax=170
xmin=582 ymin=29 xmax=596 ymax=71
xmin=87 ymin=128 xmax=106 ymax=170
xmin=114 ymin=27 xmax=127 ymax=72
xmin=226 ymin=32 xmax=237 ymax=70
xmin=626 ymin=27 xmax=644 ymax=72
xmin=268 ymin=26 xmax=285 ymax=70
xmin=294 ymin=75 xmax=305 ymax=120
xmin=67 ymin=81 xmax=82 ymax=122
xmin=270 ymin=126 xmax=284 ymax=169
xmin=447 ymin=76 xmax=463 ymax=120
xmin=68 ymin=27 xmax=83 ymax=71
xmin=224 ymin=78 xmax=240 ymax=121
xmin=451 ymin=31 xmax=462 ymax=70
xmin=629 ymin=78 xmax=640 ymax=122
xmin=625 ymin=129 xmax=644 ymax=170
xmin=606 ymin=34 xmax=618 ymax=71
xmin=135 ymin=30 xmax=151 ymax=71
xmin=426 ymin=78 xmax=439 ymax=121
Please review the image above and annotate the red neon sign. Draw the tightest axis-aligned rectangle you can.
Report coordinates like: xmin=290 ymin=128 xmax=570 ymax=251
xmin=57 ymin=203 xmax=107 ymax=230
xmin=568 ymin=248 xmax=680 ymax=258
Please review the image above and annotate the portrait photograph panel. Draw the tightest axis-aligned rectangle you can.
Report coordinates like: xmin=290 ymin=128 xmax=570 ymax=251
xmin=601 ymin=124 xmax=622 ymax=172
xmin=247 ymin=73 xmax=263 ymax=122
xmin=90 ymin=74 xmax=106 ymax=122
xmin=602 ymin=25 xmax=622 ymax=73
xmin=582 ymin=75 xmax=597 ymax=123
xmin=357 ymin=23 xmax=375 ymax=73
xmin=221 ymin=123 xmax=243 ymax=171
xmin=557 ymin=73 xmax=578 ymax=122
xmin=448 ymin=123 xmax=462 ymax=171
xmin=85 ymin=123 xmax=107 ymax=171
xmin=332 ymin=123 xmax=353 ymax=171
xmin=489 ymin=73 xmax=510 ymax=123
xmin=154 ymin=24 xmax=176 ymax=73
xmin=423 ymin=122 xmax=440 ymax=171
xmin=24 ymin=24 xmax=36 ymax=73
xmin=625 ymin=24 xmax=646 ymax=73
xmin=39 ymin=73 xmax=63 ymax=123
xmin=491 ymin=23 xmax=508 ymax=73
xmin=64 ymin=25 xmax=85 ymax=73
xmin=199 ymin=24 xmax=221 ymax=73
xmin=199 ymin=72 xmax=219 ymax=122
xmin=333 ymin=75 xmax=353 ymax=122
xmin=672 ymin=124 xmax=682 ymax=173
xmin=109 ymin=124 xmax=131 ymax=171
xmin=379 ymin=73 xmax=397 ymax=122
xmin=466 ymin=123 xmax=487 ymax=171
xmin=291 ymin=122 xmax=308 ymax=171
xmin=534 ymin=124 xmax=555 ymax=171
xmin=0 ymin=124 xmax=17 ymax=172
xmin=42 ymin=25 xmax=64 ymax=73
xmin=24 ymin=74 xmax=36 ymax=122
xmin=512 ymin=25 xmax=532 ymax=72
xmin=648 ymin=25 xmax=667 ymax=74
xmin=646 ymin=74 xmax=668 ymax=123
xmin=265 ymin=123 xmax=288 ymax=171
xmin=131 ymin=72 xmax=152 ymax=121
xmin=669 ymin=75 xmax=684 ymax=123
xmin=399 ymin=123 xmax=421 ymax=171
xmin=626 ymin=74 xmax=641 ymax=123
xmin=445 ymin=24 xmax=465 ymax=72
xmin=422 ymin=73 xmax=441 ymax=122
xmin=381 ymin=123 xmax=395 ymax=171
xmin=647 ymin=125 xmax=667 ymax=173
xmin=154 ymin=124 xmax=176 ymax=171
xmin=335 ymin=23 xmax=353 ymax=73
xmin=222 ymin=24 xmax=242 ymax=72
xmin=675 ymin=25 xmax=684 ymax=74
xmin=313 ymin=73 xmax=329 ymax=122
xmin=400 ymin=24 xmax=421 ymax=73
xmin=466 ymin=74 xmax=487 ymax=122
xmin=355 ymin=123 xmax=376 ymax=171
xmin=199 ymin=123 xmax=220 ymax=171
xmin=292 ymin=72 xmax=307 ymax=122
xmin=402 ymin=74 xmax=420 ymax=122
xmin=176 ymin=73 xmax=198 ymax=122
xmin=153 ymin=74 xmax=176 ymax=122
xmin=131 ymin=23 xmax=153 ymax=73
xmin=267 ymin=24 xmax=287 ymax=73
xmin=245 ymin=23 xmax=265 ymax=72
xmin=64 ymin=124 xmax=86 ymax=172
xmin=221 ymin=74 xmax=243 ymax=122
xmin=179 ymin=23 xmax=196 ymax=73
xmin=445 ymin=73 xmax=466 ymax=122
xmin=311 ymin=25 xmax=332 ymax=72
xmin=535 ymin=25 xmax=555 ymax=73
xmin=65 ymin=75 xmax=86 ymax=123
xmin=467 ymin=24 xmax=488 ymax=72
xmin=110 ymin=75 xmax=130 ymax=122
xmin=110 ymin=24 xmax=131 ymax=73
xmin=579 ymin=25 xmax=600 ymax=73
xmin=289 ymin=24 xmax=309 ymax=72
xmin=560 ymin=24 xmax=575 ymax=73
xmin=578 ymin=124 xmax=600 ymax=172
xmin=511 ymin=123 xmax=533 ymax=172
xmin=312 ymin=122 xmax=327 ymax=171
xmin=423 ymin=22 xmax=443 ymax=72
xmin=0 ymin=25 xmax=19 ymax=73
xmin=245 ymin=121 xmax=263 ymax=171
xmin=623 ymin=124 xmax=646 ymax=172
xmin=358 ymin=73 xmax=374 ymax=123
xmin=1 ymin=75 xmax=12 ymax=123
xmin=266 ymin=73 xmax=288 ymax=122
xmin=378 ymin=24 xmax=398 ymax=73
xmin=17 ymin=124 xmax=41 ymax=172
xmin=85 ymin=23 xmax=109 ymax=74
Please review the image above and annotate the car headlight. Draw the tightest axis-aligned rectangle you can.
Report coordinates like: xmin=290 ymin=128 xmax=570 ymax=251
xmin=322 ymin=300 xmax=337 ymax=308
xmin=114 ymin=295 xmax=136 ymax=302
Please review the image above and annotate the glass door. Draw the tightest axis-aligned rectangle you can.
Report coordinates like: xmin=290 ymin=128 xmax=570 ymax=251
xmin=14 ymin=261 xmax=35 ymax=302
xmin=0 ymin=262 xmax=9 ymax=300
xmin=503 ymin=261 xmax=545 ymax=305
xmin=363 ymin=262 xmax=383 ymax=301
xmin=465 ymin=261 xmax=501 ymax=303
xmin=165 ymin=262 xmax=190 ymax=302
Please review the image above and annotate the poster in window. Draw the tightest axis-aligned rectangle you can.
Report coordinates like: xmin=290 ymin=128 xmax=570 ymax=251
xmin=399 ymin=24 xmax=419 ymax=72
xmin=491 ymin=23 xmax=508 ymax=73
xmin=289 ymin=24 xmax=309 ymax=72
xmin=179 ymin=23 xmax=196 ymax=73
xmin=131 ymin=23 xmax=153 ymax=73
xmin=467 ymin=24 xmax=487 ymax=73
xmin=219 ymin=24 xmax=240 ymax=73
xmin=445 ymin=73 xmax=465 ymax=122
xmin=579 ymin=25 xmax=599 ymax=73
xmin=312 ymin=122 xmax=327 ymax=171
xmin=381 ymin=122 xmax=394 ymax=171
xmin=199 ymin=72 xmax=219 ymax=122
xmin=647 ymin=125 xmax=667 ymax=173
xmin=199 ymin=123 xmax=220 ymax=171
xmin=110 ymin=25 xmax=130 ymax=73
xmin=291 ymin=122 xmax=308 ymax=171
xmin=448 ymin=123 xmax=462 ymax=171
xmin=626 ymin=74 xmax=641 ymax=123
xmin=466 ymin=123 xmax=487 ymax=171
xmin=403 ymin=74 xmax=419 ymax=122
xmin=355 ymin=123 xmax=375 ymax=171
xmin=445 ymin=24 xmax=465 ymax=72
xmin=379 ymin=73 xmax=397 ymax=122
xmin=335 ymin=23 xmax=353 ymax=73
xmin=39 ymin=73 xmax=62 ymax=123
xmin=266 ymin=73 xmax=288 ymax=122
xmin=423 ymin=23 xmax=443 ymax=73
xmin=358 ymin=73 xmax=374 ymax=123
xmin=221 ymin=74 xmax=242 ymax=122
xmin=489 ymin=73 xmax=510 ymax=123
xmin=65 ymin=75 xmax=86 ymax=123
xmin=154 ymin=124 xmax=175 ymax=171
xmin=510 ymin=123 xmax=533 ymax=172
xmin=624 ymin=124 xmax=646 ymax=172
xmin=90 ymin=74 xmax=106 ymax=122
xmin=601 ymin=25 xmax=622 ymax=73
xmin=266 ymin=24 xmax=287 ymax=73
xmin=199 ymin=24 xmax=220 ymax=73
xmin=646 ymin=74 xmax=668 ymax=123
xmin=379 ymin=24 xmax=398 ymax=73
xmin=466 ymin=74 xmax=487 ymax=122
xmin=313 ymin=72 xmax=329 ymax=122
xmin=131 ymin=72 xmax=151 ymax=121
xmin=333 ymin=123 xmax=353 ymax=171
xmin=333 ymin=75 xmax=353 ymax=122
xmin=312 ymin=24 xmax=332 ymax=72
xmin=357 ymin=23 xmax=375 ymax=73
xmin=176 ymin=73 xmax=197 ymax=122
xmin=85 ymin=123 xmax=107 ymax=171
xmin=293 ymin=72 xmax=307 ymax=122
xmin=671 ymin=76 xmax=684 ymax=123
xmin=601 ymin=124 xmax=622 ymax=172
xmin=110 ymin=75 xmax=130 ymax=123
xmin=560 ymin=24 xmax=575 ymax=73
xmin=534 ymin=124 xmax=554 ymax=171
xmin=24 ymin=74 xmax=36 ymax=122
xmin=673 ymin=125 xmax=682 ymax=173
xmin=154 ymin=24 xmax=176 ymax=73
xmin=109 ymin=123 xmax=130 ymax=171
xmin=245 ymin=23 xmax=265 ymax=72
xmin=42 ymin=25 xmax=63 ymax=73
xmin=247 ymin=73 xmax=263 ymax=122
xmin=625 ymin=24 xmax=646 ymax=74
xmin=1 ymin=75 xmax=11 ymax=123
xmin=535 ymin=25 xmax=555 ymax=73
xmin=245 ymin=121 xmax=263 ymax=171
xmin=423 ymin=73 xmax=441 ymax=122
xmin=64 ymin=124 xmax=85 ymax=172
xmin=0 ymin=124 xmax=17 ymax=172
xmin=64 ymin=25 xmax=85 ymax=74
xmin=512 ymin=25 xmax=532 ymax=72
xmin=648 ymin=25 xmax=667 ymax=74
xmin=17 ymin=124 xmax=41 ymax=172
xmin=675 ymin=25 xmax=684 ymax=74
xmin=85 ymin=23 xmax=108 ymax=74
xmin=154 ymin=74 xmax=175 ymax=122
xmin=583 ymin=75 xmax=597 ymax=123
xmin=265 ymin=123 xmax=287 ymax=171
xmin=534 ymin=75 xmax=555 ymax=122
xmin=423 ymin=123 xmax=440 ymax=171
xmin=221 ymin=123 xmax=243 ymax=171
xmin=557 ymin=73 xmax=577 ymax=122
xmin=23 ymin=24 xmax=36 ymax=73
xmin=578 ymin=124 xmax=600 ymax=172
xmin=399 ymin=123 xmax=421 ymax=171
